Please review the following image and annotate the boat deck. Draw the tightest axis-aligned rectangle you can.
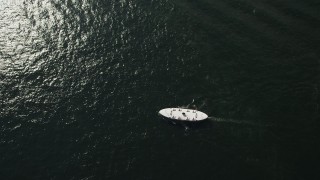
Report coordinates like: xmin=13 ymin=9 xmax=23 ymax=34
xmin=159 ymin=108 xmax=208 ymax=121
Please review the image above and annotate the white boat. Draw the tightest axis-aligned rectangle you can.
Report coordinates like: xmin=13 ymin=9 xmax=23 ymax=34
xmin=158 ymin=108 xmax=208 ymax=121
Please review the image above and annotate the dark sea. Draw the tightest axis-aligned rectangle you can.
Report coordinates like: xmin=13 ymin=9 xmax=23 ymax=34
xmin=1 ymin=0 xmax=319 ymax=179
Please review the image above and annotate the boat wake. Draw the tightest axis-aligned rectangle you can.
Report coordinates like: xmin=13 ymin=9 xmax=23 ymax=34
xmin=207 ymin=116 xmax=271 ymax=127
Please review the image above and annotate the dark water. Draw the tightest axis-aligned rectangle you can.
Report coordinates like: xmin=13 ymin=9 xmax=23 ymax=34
xmin=1 ymin=0 xmax=319 ymax=179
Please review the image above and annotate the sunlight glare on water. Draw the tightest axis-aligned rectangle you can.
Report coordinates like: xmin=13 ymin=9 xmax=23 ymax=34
xmin=0 ymin=0 xmax=319 ymax=179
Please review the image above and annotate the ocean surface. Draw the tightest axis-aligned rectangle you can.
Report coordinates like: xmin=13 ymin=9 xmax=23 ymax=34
xmin=1 ymin=0 xmax=319 ymax=179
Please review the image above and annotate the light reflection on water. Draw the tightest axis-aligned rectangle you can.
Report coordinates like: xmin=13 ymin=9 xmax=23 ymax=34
xmin=0 ymin=0 xmax=319 ymax=179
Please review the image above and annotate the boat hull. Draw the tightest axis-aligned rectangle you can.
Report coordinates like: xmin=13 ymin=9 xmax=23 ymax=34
xmin=159 ymin=108 xmax=208 ymax=122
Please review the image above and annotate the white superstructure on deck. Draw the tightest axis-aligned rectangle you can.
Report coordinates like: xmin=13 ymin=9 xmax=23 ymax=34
xmin=159 ymin=108 xmax=208 ymax=121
